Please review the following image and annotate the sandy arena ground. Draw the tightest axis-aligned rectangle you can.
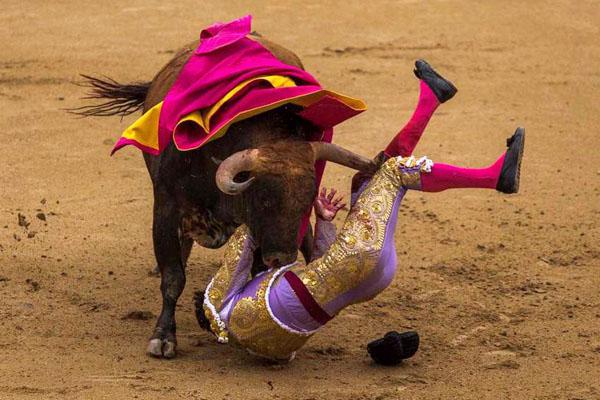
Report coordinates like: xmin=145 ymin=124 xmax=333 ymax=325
xmin=1 ymin=1 xmax=599 ymax=399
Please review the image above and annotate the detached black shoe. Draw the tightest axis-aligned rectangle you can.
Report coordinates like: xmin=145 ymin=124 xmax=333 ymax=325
xmin=367 ymin=331 xmax=420 ymax=365
xmin=413 ymin=59 xmax=458 ymax=103
xmin=496 ymin=127 xmax=525 ymax=194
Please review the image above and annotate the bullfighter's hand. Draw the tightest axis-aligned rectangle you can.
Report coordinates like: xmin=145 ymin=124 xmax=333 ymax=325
xmin=314 ymin=187 xmax=346 ymax=222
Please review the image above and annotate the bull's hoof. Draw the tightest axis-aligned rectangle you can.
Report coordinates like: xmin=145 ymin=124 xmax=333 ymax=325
xmin=147 ymin=338 xmax=177 ymax=359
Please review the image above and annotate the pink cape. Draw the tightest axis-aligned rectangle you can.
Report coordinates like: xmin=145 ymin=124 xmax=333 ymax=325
xmin=115 ymin=15 xmax=366 ymax=243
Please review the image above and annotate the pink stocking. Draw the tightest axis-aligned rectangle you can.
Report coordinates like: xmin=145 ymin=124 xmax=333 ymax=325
xmin=384 ymin=81 xmax=440 ymax=158
xmin=420 ymin=153 xmax=506 ymax=192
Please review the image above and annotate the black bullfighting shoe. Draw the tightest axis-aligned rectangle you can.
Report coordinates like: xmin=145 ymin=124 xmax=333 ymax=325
xmin=367 ymin=331 xmax=420 ymax=365
xmin=413 ymin=59 xmax=458 ymax=103
xmin=496 ymin=127 xmax=525 ymax=194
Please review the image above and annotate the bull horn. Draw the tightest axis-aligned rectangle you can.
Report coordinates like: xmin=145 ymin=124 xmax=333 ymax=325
xmin=215 ymin=149 xmax=259 ymax=195
xmin=310 ymin=142 xmax=378 ymax=174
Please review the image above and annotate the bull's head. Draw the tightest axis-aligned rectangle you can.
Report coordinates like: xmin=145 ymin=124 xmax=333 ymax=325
xmin=215 ymin=140 xmax=376 ymax=268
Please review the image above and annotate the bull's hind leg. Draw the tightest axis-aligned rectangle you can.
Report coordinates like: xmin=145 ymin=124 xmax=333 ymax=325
xmin=147 ymin=188 xmax=186 ymax=358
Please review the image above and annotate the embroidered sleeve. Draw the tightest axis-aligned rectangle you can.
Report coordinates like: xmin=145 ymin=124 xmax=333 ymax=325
xmin=312 ymin=217 xmax=337 ymax=260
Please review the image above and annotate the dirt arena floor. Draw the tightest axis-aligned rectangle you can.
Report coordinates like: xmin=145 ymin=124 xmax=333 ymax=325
xmin=1 ymin=1 xmax=599 ymax=399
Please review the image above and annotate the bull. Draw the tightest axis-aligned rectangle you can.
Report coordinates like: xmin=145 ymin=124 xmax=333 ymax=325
xmin=75 ymin=35 xmax=376 ymax=358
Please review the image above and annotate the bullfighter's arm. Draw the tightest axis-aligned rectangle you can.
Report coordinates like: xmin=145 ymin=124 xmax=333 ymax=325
xmin=312 ymin=188 xmax=346 ymax=260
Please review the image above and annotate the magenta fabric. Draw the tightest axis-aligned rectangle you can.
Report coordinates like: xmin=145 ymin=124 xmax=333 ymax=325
xmin=155 ymin=15 xmax=364 ymax=243
xmin=421 ymin=153 xmax=506 ymax=192
xmin=297 ymin=95 xmax=364 ymax=129
xmin=173 ymin=86 xmax=350 ymax=151
xmin=384 ymin=80 xmax=440 ymax=158
xmin=159 ymin=15 xmax=363 ymax=153
xmin=196 ymin=15 xmax=252 ymax=54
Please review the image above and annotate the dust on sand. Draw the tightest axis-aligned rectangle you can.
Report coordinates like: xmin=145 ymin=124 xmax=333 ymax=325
xmin=0 ymin=1 xmax=599 ymax=399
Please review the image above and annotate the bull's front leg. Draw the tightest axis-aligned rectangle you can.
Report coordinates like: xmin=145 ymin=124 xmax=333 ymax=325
xmin=299 ymin=223 xmax=314 ymax=263
xmin=147 ymin=187 xmax=185 ymax=359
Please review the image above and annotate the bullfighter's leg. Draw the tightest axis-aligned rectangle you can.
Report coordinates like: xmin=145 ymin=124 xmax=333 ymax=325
xmin=384 ymin=59 xmax=457 ymax=158
xmin=351 ymin=61 xmax=456 ymax=205
xmin=147 ymin=187 xmax=186 ymax=358
xmin=421 ymin=128 xmax=524 ymax=194
xmin=299 ymin=223 xmax=314 ymax=263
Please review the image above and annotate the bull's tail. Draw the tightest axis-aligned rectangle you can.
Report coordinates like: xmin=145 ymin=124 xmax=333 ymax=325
xmin=67 ymin=74 xmax=151 ymax=117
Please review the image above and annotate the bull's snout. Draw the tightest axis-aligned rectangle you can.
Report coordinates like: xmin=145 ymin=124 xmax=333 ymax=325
xmin=262 ymin=251 xmax=296 ymax=268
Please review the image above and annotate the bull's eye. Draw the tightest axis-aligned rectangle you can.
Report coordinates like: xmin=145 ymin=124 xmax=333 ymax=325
xmin=234 ymin=171 xmax=251 ymax=183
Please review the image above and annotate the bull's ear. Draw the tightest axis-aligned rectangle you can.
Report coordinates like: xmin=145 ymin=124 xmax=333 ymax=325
xmin=310 ymin=142 xmax=377 ymax=174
